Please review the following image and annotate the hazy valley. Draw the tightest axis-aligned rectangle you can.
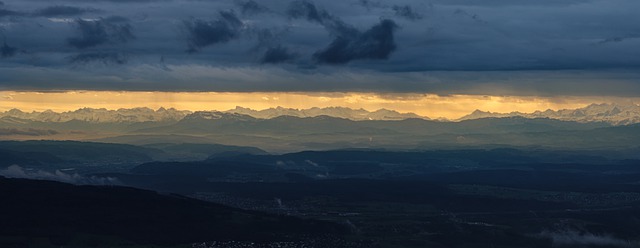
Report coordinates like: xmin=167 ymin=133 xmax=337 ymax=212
xmin=1 ymin=103 xmax=640 ymax=247
xmin=1 ymin=103 xmax=639 ymax=154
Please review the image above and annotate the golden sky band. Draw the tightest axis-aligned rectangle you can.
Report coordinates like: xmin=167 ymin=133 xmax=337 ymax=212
xmin=2 ymin=91 xmax=637 ymax=119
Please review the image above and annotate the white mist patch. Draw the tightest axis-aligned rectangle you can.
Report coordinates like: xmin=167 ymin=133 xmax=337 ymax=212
xmin=274 ymin=198 xmax=285 ymax=209
xmin=538 ymin=230 xmax=632 ymax=247
xmin=0 ymin=165 xmax=121 ymax=185
xmin=47 ymin=18 xmax=99 ymax=23
xmin=304 ymin=159 xmax=319 ymax=167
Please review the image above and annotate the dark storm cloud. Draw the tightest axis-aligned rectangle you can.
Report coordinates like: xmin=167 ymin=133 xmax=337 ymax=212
xmin=252 ymin=28 xmax=279 ymax=51
xmin=286 ymin=0 xmax=330 ymax=23
xmin=355 ymin=1 xmax=426 ymax=22
xmin=183 ymin=10 xmax=243 ymax=53
xmin=0 ymin=1 xmax=4 ymax=6
xmin=101 ymin=0 xmax=160 ymax=2
xmin=356 ymin=0 xmax=385 ymax=10
xmin=595 ymin=35 xmax=640 ymax=45
xmin=0 ymin=41 xmax=17 ymax=58
xmin=453 ymin=9 xmax=486 ymax=23
xmin=33 ymin=6 xmax=102 ymax=17
xmin=314 ymin=19 xmax=398 ymax=64
xmin=0 ymin=7 xmax=22 ymax=17
xmin=430 ymin=0 xmax=592 ymax=7
xmin=598 ymin=37 xmax=624 ymax=44
xmin=392 ymin=5 xmax=422 ymax=21
xmin=260 ymin=45 xmax=297 ymax=64
xmin=68 ymin=52 xmax=128 ymax=65
xmin=236 ymin=0 xmax=269 ymax=15
xmin=286 ymin=0 xmax=357 ymax=37
xmin=0 ymin=0 xmax=639 ymax=96
xmin=102 ymin=15 xmax=130 ymax=23
xmin=49 ymin=0 xmax=163 ymax=2
xmin=67 ymin=18 xmax=135 ymax=49
xmin=286 ymin=1 xmax=400 ymax=64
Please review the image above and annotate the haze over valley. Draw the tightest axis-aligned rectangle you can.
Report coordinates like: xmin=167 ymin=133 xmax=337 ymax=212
xmin=1 ymin=103 xmax=639 ymax=153
xmin=1 ymin=102 xmax=640 ymax=247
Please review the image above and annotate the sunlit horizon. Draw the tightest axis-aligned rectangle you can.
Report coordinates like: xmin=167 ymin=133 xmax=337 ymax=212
xmin=2 ymin=91 xmax=638 ymax=119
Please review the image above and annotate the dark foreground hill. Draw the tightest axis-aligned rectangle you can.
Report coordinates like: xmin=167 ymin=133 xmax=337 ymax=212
xmin=0 ymin=177 xmax=347 ymax=247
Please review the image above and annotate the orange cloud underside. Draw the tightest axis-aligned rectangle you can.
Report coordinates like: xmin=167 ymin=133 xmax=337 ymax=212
xmin=0 ymin=91 xmax=637 ymax=119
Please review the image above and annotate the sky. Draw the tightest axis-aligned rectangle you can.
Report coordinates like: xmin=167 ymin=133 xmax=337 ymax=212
xmin=0 ymin=0 xmax=639 ymax=113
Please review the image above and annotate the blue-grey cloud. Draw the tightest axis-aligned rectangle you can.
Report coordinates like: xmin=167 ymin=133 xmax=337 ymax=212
xmin=286 ymin=0 xmax=356 ymax=37
xmin=68 ymin=52 xmax=128 ymax=65
xmin=287 ymin=0 xmax=330 ymax=24
xmin=260 ymin=45 xmax=297 ymax=64
xmin=453 ymin=9 xmax=486 ymax=24
xmin=356 ymin=0 xmax=385 ymax=11
xmin=67 ymin=18 xmax=135 ymax=49
xmin=183 ymin=10 xmax=243 ymax=53
xmin=251 ymin=28 xmax=281 ymax=51
xmin=236 ymin=0 xmax=269 ymax=16
xmin=34 ymin=6 xmax=102 ymax=17
xmin=0 ymin=0 xmax=638 ymax=96
xmin=102 ymin=15 xmax=130 ymax=23
xmin=314 ymin=19 xmax=398 ymax=64
xmin=0 ymin=41 xmax=17 ymax=58
xmin=0 ymin=7 xmax=22 ymax=17
xmin=392 ymin=5 xmax=422 ymax=21
xmin=39 ymin=0 xmax=163 ymax=2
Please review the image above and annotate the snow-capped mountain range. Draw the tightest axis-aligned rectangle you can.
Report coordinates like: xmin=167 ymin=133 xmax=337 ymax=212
xmin=225 ymin=106 xmax=426 ymax=121
xmin=458 ymin=103 xmax=640 ymax=125
xmin=0 ymin=107 xmax=192 ymax=123
xmin=1 ymin=103 xmax=639 ymax=125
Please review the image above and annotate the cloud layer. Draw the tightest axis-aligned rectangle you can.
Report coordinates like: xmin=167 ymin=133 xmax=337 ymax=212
xmin=0 ymin=0 xmax=638 ymax=95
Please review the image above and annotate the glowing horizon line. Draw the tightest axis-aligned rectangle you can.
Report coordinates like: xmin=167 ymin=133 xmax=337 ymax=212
xmin=1 ymin=91 xmax=638 ymax=119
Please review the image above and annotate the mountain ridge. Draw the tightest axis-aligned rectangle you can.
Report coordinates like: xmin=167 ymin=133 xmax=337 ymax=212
xmin=458 ymin=102 xmax=640 ymax=125
xmin=1 ymin=103 xmax=639 ymax=125
xmin=225 ymin=106 xmax=427 ymax=121
xmin=0 ymin=107 xmax=192 ymax=123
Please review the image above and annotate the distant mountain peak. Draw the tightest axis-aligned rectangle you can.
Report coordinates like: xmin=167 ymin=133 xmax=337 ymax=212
xmin=233 ymin=106 xmax=251 ymax=111
xmin=458 ymin=102 xmax=640 ymax=125
xmin=0 ymin=107 xmax=192 ymax=123
xmin=183 ymin=111 xmax=256 ymax=122
xmin=224 ymin=106 xmax=428 ymax=121
xmin=7 ymin=108 xmax=24 ymax=114
xmin=471 ymin=109 xmax=488 ymax=114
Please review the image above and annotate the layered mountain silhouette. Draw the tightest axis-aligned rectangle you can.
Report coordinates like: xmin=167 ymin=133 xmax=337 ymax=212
xmin=2 ymin=103 xmax=639 ymax=125
xmin=226 ymin=106 xmax=426 ymax=121
xmin=459 ymin=103 xmax=640 ymax=125
xmin=0 ymin=107 xmax=191 ymax=123
xmin=0 ymin=106 xmax=424 ymax=123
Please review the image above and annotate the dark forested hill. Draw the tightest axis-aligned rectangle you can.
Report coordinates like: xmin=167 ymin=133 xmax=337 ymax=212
xmin=0 ymin=177 xmax=346 ymax=247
